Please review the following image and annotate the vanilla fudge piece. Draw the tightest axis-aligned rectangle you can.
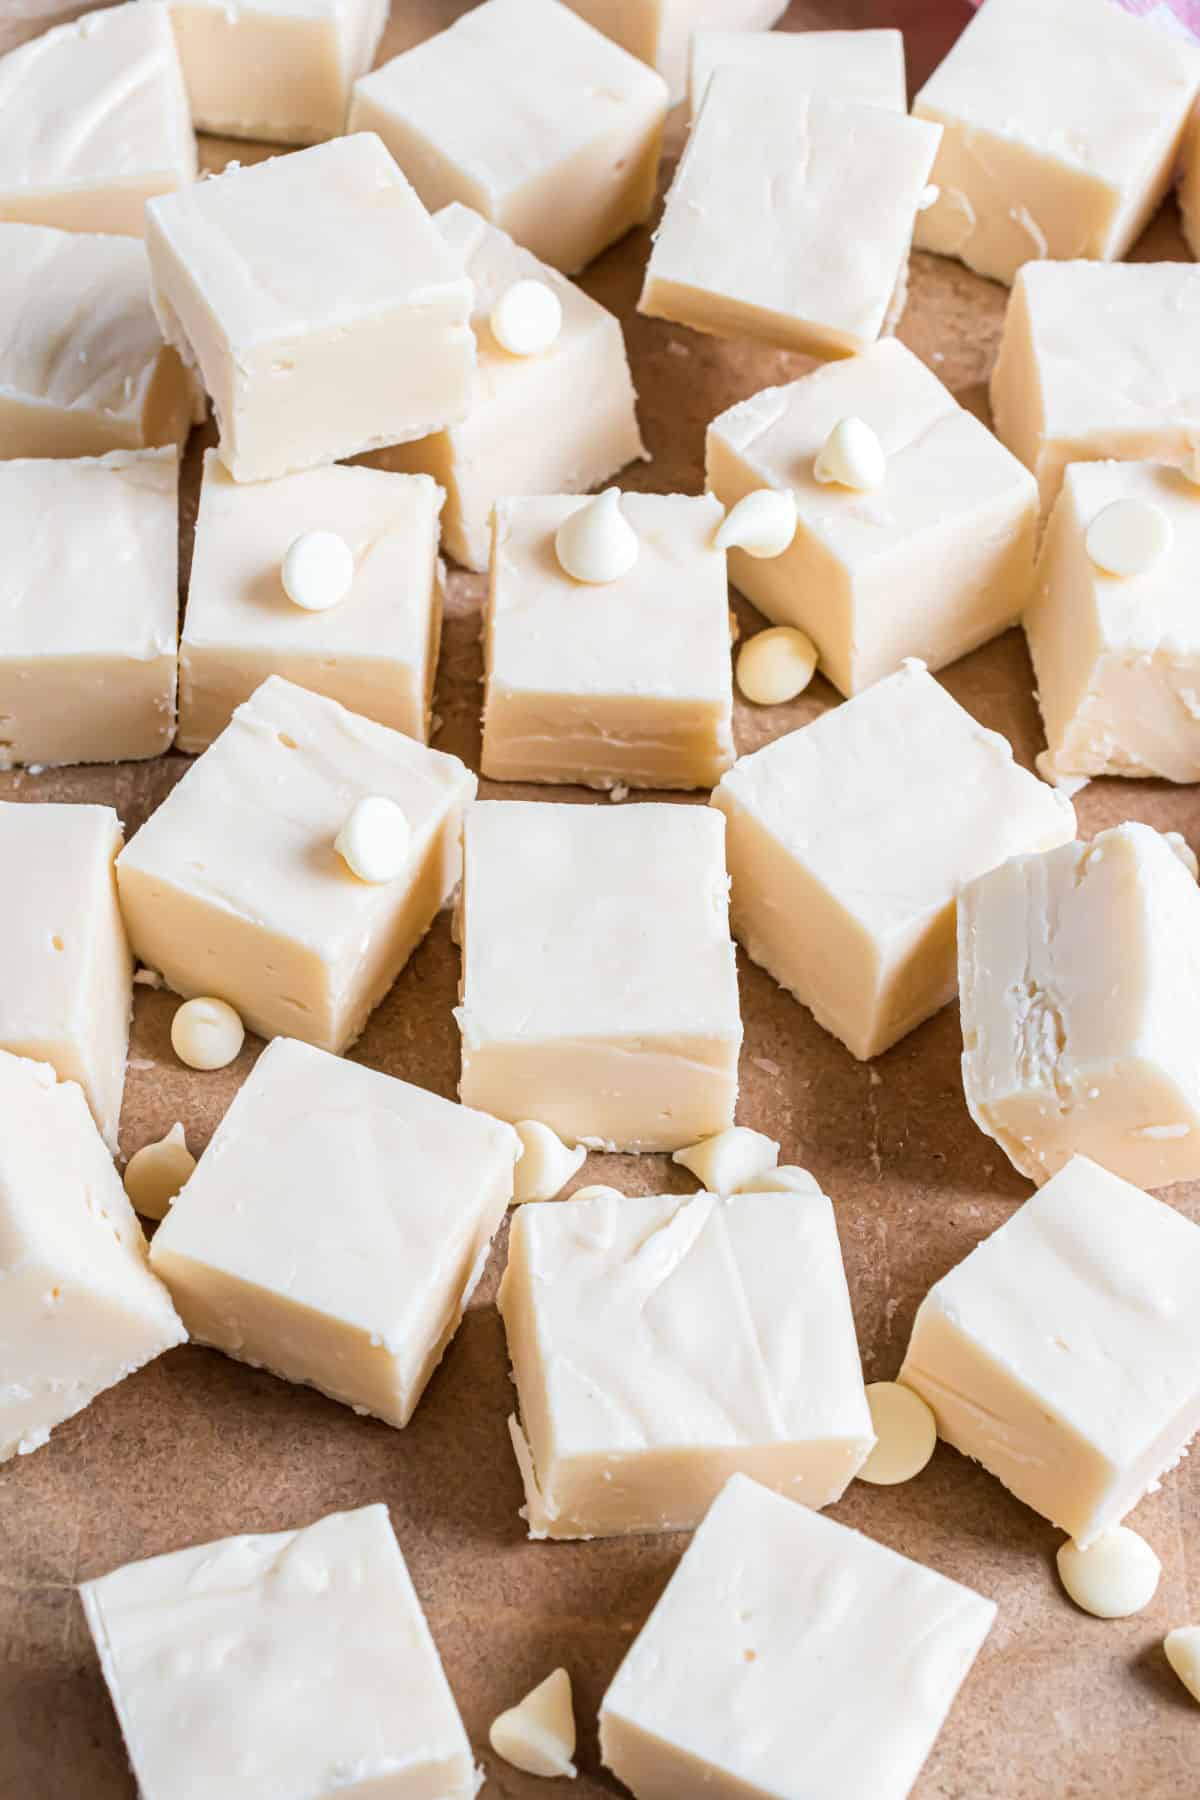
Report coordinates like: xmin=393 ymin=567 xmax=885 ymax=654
xmin=482 ymin=493 xmax=734 ymax=789
xmin=707 ymin=342 xmax=1038 ymax=696
xmin=913 ymin=0 xmax=1200 ymax=287
xmin=990 ymin=261 xmax=1200 ymax=516
xmin=712 ymin=663 xmax=1075 ymax=1061
xmin=0 ymin=224 xmax=198 ymax=459
xmin=500 ymin=1186 xmax=873 ymax=1539
xmin=117 ymin=676 xmax=475 ymax=1052
xmin=0 ymin=1051 xmax=184 ymax=1463
xmin=81 ymin=1504 xmax=479 ymax=1800
xmin=377 ymin=205 xmax=645 ymax=571
xmin=145 ymin=135 xmax=476 ymax=483
xmin=0 ymin=3 xmax=194 ymax=236
xmin=348 ymin=0 xmax=668 ymax=275
xmin=688 ymin=24 xmax=904 ymax=123
xmin=0 ymin=804 xmax=131 ymax=1151
xmin=0 ymin=451 xmax=178 ymax=767
xmin=565 ymin=0 xmax=782 ymax=100
xmin=600 ymin=1473 xmax=996 ymax=1800
xmin=179 ymin=452 xmax=443 ymax=752
xmin=640 ymin=74 xmax=939 ymax=357
xmin=959 ymin=823 xmax=1200 ymax=1190
xmin=457 ymin=801 xmax=741 ymax=1151
xmin=902 ymin=1155 xmax=1200 ymax=1544
xmin=155 ymin=0 xmax=389 ymax=145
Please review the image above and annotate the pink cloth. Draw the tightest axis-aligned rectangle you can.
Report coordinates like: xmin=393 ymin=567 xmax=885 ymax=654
xmin=970 ymin=0 xmax=1200 ymax=37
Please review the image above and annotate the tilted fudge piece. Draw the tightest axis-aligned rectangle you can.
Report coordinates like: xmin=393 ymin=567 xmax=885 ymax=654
xmin=640 ymin=73 xmax=940 ymax=357
xmin=348 ymin=0 xmax=668 ymax=275
xmin=0 ymin=1051 xmax=184 ymax=1464
xmin=688 ymin=22 xmax=904 ymax=122
xmin=0 ymin=803 xmax=131 ymax=1150
xmin=959 ymin=823 xmax=1200 ymax=1190
xmin=482 ymin=492 xmax=734 ymax=789
xmin=145 ymin=135 xmax=476 ymax=483
xmin=0 ymin=450 xmax=178 ymax=766
xmin=81 ymin=1504 xmax=480 ymax=1800
xmin=151 ymin=1038 xmax=518 ymax=1425
xmin=706 ymin=339 xmax=1038 ymax=696
xmin=456 ymin=801 xmax=741 ymax=1150
xmin=600 ymin=1473 xmax=996 ymax=1800
xmin=378 ymin=204 xmax=645 ymax=571
xmin=117 ymin=676 xmax=476 ymax=1052
xmin=914 ymin=0 xmax=1200 ymax=286
xmin=711 ymin=662 xmax=1076 ymax=1061
xmin=901 ymin=1155 xmax=1200 ymax=1544
xmin=566 ymin=0 xmax=785 ymax=101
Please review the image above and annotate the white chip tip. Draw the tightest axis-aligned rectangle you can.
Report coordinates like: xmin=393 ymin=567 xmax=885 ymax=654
xmin=489 ymin=1667 xmax=577 ymax=1779
xmin=555 ymin=489 xmax=638 ymax=583
xmin=672 ymin=1126 xmax=779 ymax=1195
xmin=1033 ymin=750 xmax=1089 ymax=799
xmin=918 ymin=183 xmax=940 ymax=211
xmin=335 ymin=795 xmax=411 ymax=884
xmin=736 ymin=626 xmax=818 ymax=706
xmin=1164 ymin=1626 xmax=1200 ymax=1703
xmin=1085 ymin=498 xmax=1172 ymax=578
xmin=570 ymin=1183 xmax=625 ymax=1203
xmin=1165 ymin=831 xmax=1199 ymax=880
xmin=859 ymin=1381 xmax=937 ymax=1486
xmin=715 ymin=488 xmax=797 ymax=559
xmin=512 ymin=1120 xmax=586 ymax=1203
xmin=490 ymin=279 xmax=563 ymax=356
xmin=813 ymin=416 xmax=886 ymax=491
xmin=1056 ymin=1527 xmax=1161 ymax=1619
xmin=170 ymin=997 xmax=244 ymax=1072
xmin=281 ymin=529 xmax=354 ymax=611
xmin=122 ymin=1122 xmax=196 ymax=1221
xmin=741 ymin=1164 xmax=823 ymax=1195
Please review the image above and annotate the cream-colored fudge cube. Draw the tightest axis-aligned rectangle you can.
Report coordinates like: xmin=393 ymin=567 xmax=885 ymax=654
xmin=150 ymin=1038 xmax=518 ymax=1425
xmin=154 ymin=0 xmax=388 ymax=145
xmin=145 ymin=135 xmax=476 ymax=484
xmin=81 ymin=1504 xmax=479 ymax=1800
xmin=1027 ymin=461 xmax=1200 ymax=782
xmin=179 ymin=451 xmax=443 ymax=753
xmin=959 ymin=823 xmax=1200 ymax=1190
xmin=688 ymin=24 xmax=904 ymax=123
xmin=600 ymin=1473 xmax=996 ymax=1800
xmin=376 ymin=205 xmax=645 ymax=571
xmin=0 ymin=1051 xmax=184 ymax=1463
xmin=0 ymin=804 xmax=131 ymax=1151
xmin=117 ymin=676 xmax=476 ymax=1052
xmin=706 ymin=340 xmax=1038 ymax=697
xmin=0 ymin=451 xmax=178 ymax=767
xmin=712 ymin=662 xmax=1076 ymax=1062
xmin=914 ymin=0 xmax=1200 ymax=287
xmin=348 ymin=0 xmax=668 ymax=275
xmin=0 ymin=224 xmax=198 ymax=459
xmin=990 ymin=260 xmax=1200 ymax=516
xmin=499 ymin=1185 xmax=873 ymax=1539
xmin=565 ymin=0 xmax=783 ymax=101
xmin=901 ymin=1155 xmax=1200 ymax=1544
xmin=640 ymin=74 xmax=939 ymax=357
xmin=482 ymin=493 xmax=734 ymax=789
xmin=0 ymin=3 xmax=194 ymax=236
xmin=456 ymin=801 xmax=741 ymax=1151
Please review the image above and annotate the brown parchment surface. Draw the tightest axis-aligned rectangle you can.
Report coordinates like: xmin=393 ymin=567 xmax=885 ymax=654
xmin=2 ymin=4 xmax=1198 ymax=1795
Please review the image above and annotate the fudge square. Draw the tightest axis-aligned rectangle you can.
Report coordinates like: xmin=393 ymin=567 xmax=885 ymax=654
xmin=179 ymin=451 xmax=444 ymax=752
xmin=689 ymin=23 xmax=905 ymax=123
xmin=711 ymin=663 xmax=1076 ymax=1062
xmin=377 ymin=204 xmax=645 ymax=572
xmin=145 ymin=135 xmax=476 ymax=484
xmin=639 ymin=74 xmax=940 ymax=358
xmin=600 ymin=1474 xmax=996 ymax=1800
xmin=81 ymin=1504 xmax=480 ymax=1800
xmin=116 ymin=677 xmax=476 ymax=1053
xmin=990 ymin=260 xmax=1200 ymax=517
xmin=0 ymin=803 xmax=132 ymax=1151
xmin=901 ymin=1155 xmax=1200 ymax=1545
xmin=0 ymin=451 xmax=179 ymax=767
xmin=0 ymin=1051 xmax=184 ymax=1464
xmin=482 ymin=492 xmax=734 ymax=789
xmin=566 ymin=0 xmax=785 ymax=102
xmin=499 ymin=1185 xmax=873 ymax=1539
xmin=150 ymin=1038 xmax=519 ymax=1425
xmin=456 ymin=801 xmax=741 ymax=1151
xmin=348 ymin=0 xmax=669 ymax=275
xmin=913 ymin=0 xmax=1200 ymax=287
xmin=706 ymin=340 xmax=1038 ymax=696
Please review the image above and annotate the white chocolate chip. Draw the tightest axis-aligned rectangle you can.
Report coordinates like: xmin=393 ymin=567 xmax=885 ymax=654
xmin=335 ymin=796 xmax=411 ymax=883
xmin=123 ymin=1123 xmax=196 ymax=1221
xmin=736 ymin=627 xmax=818 ymax=706
xmin=1033 ymin=751 xmax=1089 ymax=799
xmin=281 ymin=530 xmax=354 ymax=611
xmin=715 ymin=488 xmax=797 ymax=559
xmin=1056 ymin=1527 xmax=1161 ymax=1619
xmin=742 ymin=1164 xmax=823 ymax=1195
xmin=512 ymin=1120 xmax=586 ymax=1203
xmin=555 ymin=489 xmax=638 ymax=583
xmin=1085 ymin=499 xmax=1172 ymax=578
xmin=1164 ymin=1626 xmax=1200 ymax=1703
xmin=489 ymin=1667 xmax=577 ymax=1779
xmin=170 ymin=997 xmax=244 ymax=1071
xmin=858 ymin=1381 xmax=937 ymax=1486
xmin=490 ymin=279 xmax=563 ymax=356
xmin=917 ymin=183 xmax=940 ymax=211
xmin=1165 ymin=831 xmax=1198 ymax=880
xmin=570 ymin=1183 xmax=624 ymax=1202
xmin=672 ymin=1126 xmax=779 ymax=1194
xmin=813 ymin=416 xmax=886 ymax=491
